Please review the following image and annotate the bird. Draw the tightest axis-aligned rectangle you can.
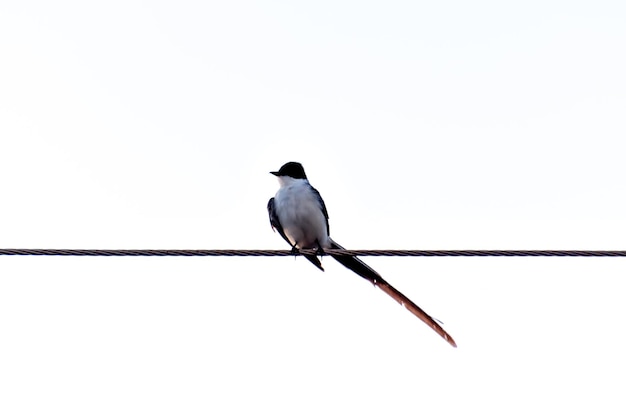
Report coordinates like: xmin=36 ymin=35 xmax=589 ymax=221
xmin=267 ymin=161 xmax=456 ymax=347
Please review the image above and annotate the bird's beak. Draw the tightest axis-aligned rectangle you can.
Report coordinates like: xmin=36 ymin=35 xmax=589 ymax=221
xmin=270 ymin=171 xmax=279 ymax=176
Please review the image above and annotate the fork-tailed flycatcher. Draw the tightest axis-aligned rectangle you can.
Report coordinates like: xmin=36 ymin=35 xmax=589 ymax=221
xmin=267 ymin=161 xmax=456 ymax=347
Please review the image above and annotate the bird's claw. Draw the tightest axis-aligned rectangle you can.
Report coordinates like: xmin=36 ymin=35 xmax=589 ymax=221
xmin=315 ymin=240 xmax=326 ymax=257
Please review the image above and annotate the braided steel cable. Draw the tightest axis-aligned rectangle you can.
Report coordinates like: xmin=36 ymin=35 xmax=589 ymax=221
xmin=1 ymin=249 xmax=625 ymax=257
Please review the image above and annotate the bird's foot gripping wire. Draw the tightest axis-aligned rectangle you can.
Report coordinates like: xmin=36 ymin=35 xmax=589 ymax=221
xmin=315 ymin=240 xmax=326 ymax=257
xmin=289 ymin=245 xmax=300 ymax=256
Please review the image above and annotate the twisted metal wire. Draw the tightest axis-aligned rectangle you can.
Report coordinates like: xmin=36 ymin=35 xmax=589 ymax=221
xmin=1 ymin=249 xmax=625 ymax=257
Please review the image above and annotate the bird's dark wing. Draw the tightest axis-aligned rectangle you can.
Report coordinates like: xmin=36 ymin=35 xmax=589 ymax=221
xmin=310 ymin=186 xmax=330 ymax=236
xmin=268 ymin=197 xmax=324 ymax=271
xmin=329 ymin=239 xmax=456 ymax=347
xmin=267 ymin=198 xmax=291 ymax=245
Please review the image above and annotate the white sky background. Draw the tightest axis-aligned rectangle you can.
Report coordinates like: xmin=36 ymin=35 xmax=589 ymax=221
xmin=1 ymin=1 xmax=625 ymax=416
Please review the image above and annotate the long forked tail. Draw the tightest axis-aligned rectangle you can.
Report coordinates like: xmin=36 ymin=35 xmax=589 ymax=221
xmin=329 ymin=239 xmax=457 ymax=347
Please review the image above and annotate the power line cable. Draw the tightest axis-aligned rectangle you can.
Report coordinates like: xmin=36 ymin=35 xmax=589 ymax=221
xmin=1 ymin=249 xmax=625 ymax=257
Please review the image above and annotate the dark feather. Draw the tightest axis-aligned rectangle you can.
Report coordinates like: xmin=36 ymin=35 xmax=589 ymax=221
xmin=310 ymin=186 xmax=330 ymax=236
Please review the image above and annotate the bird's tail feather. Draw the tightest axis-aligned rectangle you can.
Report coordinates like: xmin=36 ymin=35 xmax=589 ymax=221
xmin=329 ymin=239 xmax=457 ymax=347
xmin=329 ymin=240 xmax=384 ymax=283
